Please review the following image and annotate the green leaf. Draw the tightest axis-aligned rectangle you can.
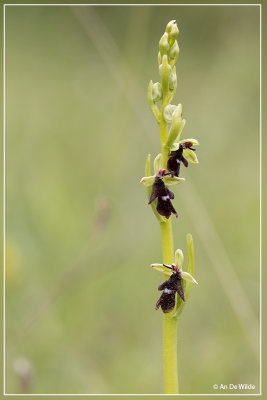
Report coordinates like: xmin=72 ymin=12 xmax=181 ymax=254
xmin=184 ymin=233 xmax=195 ymax=300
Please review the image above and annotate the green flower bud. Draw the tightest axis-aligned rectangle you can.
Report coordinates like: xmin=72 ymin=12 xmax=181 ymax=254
xmin=175 ymin=249 xmax=184 ymax=268
xmin=163 ymin=104 xmax=177 ymax=124
xmin=165 ymin=104 xmax=185 ymax=148
xmin=169 ymin=67 xmax=177 ymax=91
xmin=154 ymin=153 xmax=163 ymax=175
xmin=166 ymin=20 xmax=177 ymax=34
xmin=168 ymin=23 xmax=179 ymax=41
xmin=169 ymin=40 xmax=179 ymax=67
xmin=159 ymin=32 xmax=170 ymax=56
xmin=159 ymin=55 xmax=171 ymax=96
xmin=169 ymin=40 xmax=179 ymax=60
xmin=152 ymin=82 xmax=162 ymax=102
xmin=177 ymin=119 xmax=186 ymax=141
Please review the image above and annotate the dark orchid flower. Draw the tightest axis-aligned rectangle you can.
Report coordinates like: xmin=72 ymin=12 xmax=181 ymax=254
xmin=151 ymin=242 xmax=198 ymax=314
xmin=155 ymin=265 xmax=184 ymax=313
xmin=148 ymin=170 xmax=178 ymax=219
xmin=167 ymin=139 xmax=199 ymax=177
xmin=167 ymin=142 xmax=196 ymax=177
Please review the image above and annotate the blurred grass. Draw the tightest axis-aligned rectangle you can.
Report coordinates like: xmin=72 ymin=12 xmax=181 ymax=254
xmin=5 ymin=5 xmax=260 ymax=394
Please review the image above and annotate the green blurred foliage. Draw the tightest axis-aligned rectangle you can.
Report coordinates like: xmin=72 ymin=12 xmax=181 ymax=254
xmin=5 ymin=5 xmax=260 ymax=394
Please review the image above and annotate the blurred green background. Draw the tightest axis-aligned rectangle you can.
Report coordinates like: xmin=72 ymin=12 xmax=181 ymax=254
xmin=5 ymin=5 xmax=260 ymax=395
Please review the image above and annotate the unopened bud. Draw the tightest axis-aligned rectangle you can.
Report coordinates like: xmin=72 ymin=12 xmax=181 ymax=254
xmin=165 ymin=104 xmax=185 ymax=148
xmin=169 ymin=68 xmax=177 ymax=91
xmin=166 ymin=20 xmax=177 ymax=34
xmin=152 ymin=82 xmax=162 ymax=102
xmin=159 ymin=32 xmax=170 ymax=56
xmin=159 ymin=55 xmax=171 ymax=95
xmin=168 ymin=23 xmax=179 ymax=41
xmin=169 ymin=40 xmax=179 ymax=61
xmin=163 ymin=104 xmax=177 ymax=124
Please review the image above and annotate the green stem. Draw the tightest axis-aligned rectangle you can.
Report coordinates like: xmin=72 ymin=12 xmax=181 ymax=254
xmin=160 ymin=219 xmax=174 ymax=265
xmin=159 ymin=84 xmax=179 ymax=393
xmin=163 ymin=314 xmax=178 ymax=393
xmin=160 ymin=220 xmax=179 ymax=394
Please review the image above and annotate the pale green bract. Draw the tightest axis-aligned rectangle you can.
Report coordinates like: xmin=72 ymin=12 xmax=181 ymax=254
xmin=154 ymin=153 xmax=163 ymax=174
xmin=175 ymin=249 xmax=184 ymax=268
xmin=183 ymin=148 xmax=199 ymax=163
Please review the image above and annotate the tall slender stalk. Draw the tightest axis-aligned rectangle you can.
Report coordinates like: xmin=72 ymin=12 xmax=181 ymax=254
xmin=160 ymin=220 xmax=179 ymax=393
xmin=140 ymin=20 xmax=199 ymax=394
xmin=160 ymin=83 xmax=179 ymax=394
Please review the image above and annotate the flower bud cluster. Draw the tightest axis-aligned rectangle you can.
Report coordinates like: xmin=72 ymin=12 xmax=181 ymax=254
xmin=147 ymin=21 xmax=180 ymax=124
xmin=158 ymin=20 xmax=179 ymax=98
